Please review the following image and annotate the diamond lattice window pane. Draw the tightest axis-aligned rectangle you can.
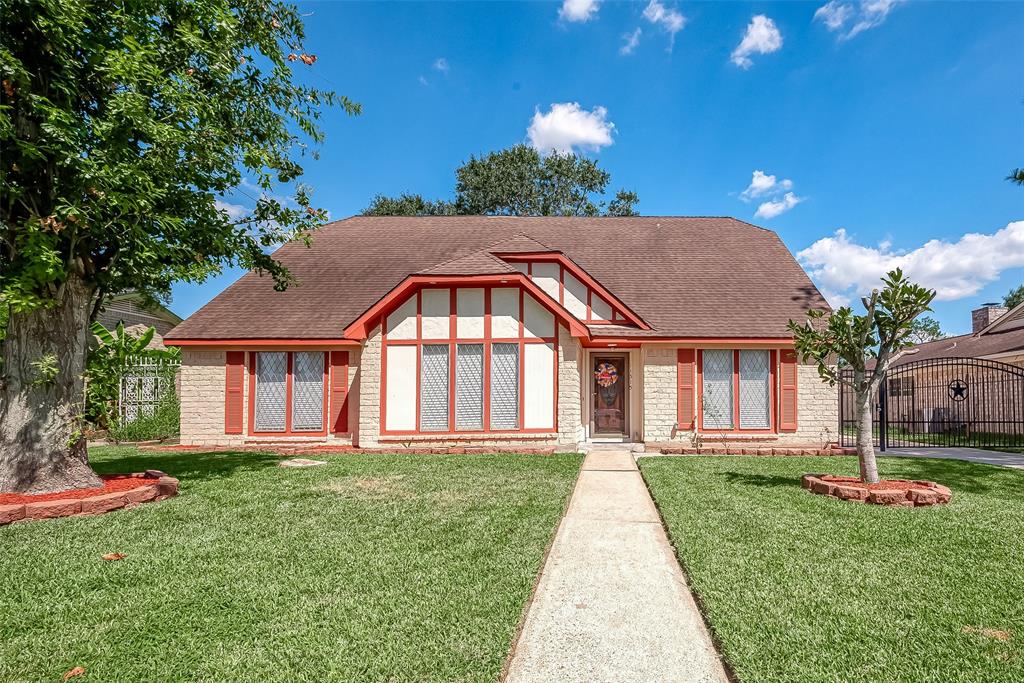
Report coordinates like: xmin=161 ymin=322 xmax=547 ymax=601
xmin=456 ymin=344 xmax=484 ymax=430
xmin=255 ymin=352 xmax=287 ymax=431
xmin=702 ymin=350 xmax=734 ymax=429
xmin=490 ymin=343 xmax=519 ymax=430
xmin=420 ymin=344 xmax=450 ymax=431
xmin=292 ymin=352 xmax=325 ymax=431
xmin=739 ymin=350 xmax=770 ymax=429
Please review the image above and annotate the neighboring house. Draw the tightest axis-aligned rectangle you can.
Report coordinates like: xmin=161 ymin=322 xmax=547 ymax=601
xmin=96 ymin=291 xmax=183 ymax=347
xmin=165 ymin=216 xmax=838 ymax=450
xmin=893 ymin=302 xmax=1024 ymax=368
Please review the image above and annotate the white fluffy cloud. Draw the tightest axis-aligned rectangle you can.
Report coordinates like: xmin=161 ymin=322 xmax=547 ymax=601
xmin=526 ymin=103 xmax=615 ymax=155
xmin=432 ymin=57 xmax=449 ymax=74
xmin=740 ymin=170 xmax=793 ymax=201
xmin=215 ymin=200 xmax=248 ymax=222
xmin=559 ymin=0 xmax=600 ymax=23
xmin=620 ymin=27 xmax=642 ymax=55
xmin=642 ymin=1 xmax=686 ymax=50
xmin=814 ymin=0 xmax=903 ymax=40
xmin=798 ymin=221 xmax=1024 ymax=306
xmin=731 ymin=15 xmax=783 ymax=69
xmin=755 ymin=192 xmax=803 ymax=220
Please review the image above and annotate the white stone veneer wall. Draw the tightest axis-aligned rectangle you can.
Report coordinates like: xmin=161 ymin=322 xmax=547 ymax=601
xmin=642 ymin=348 xmax=679 ymax=442
xmin=179 ymin=349 xmax=245 ymax=447
xmin=357 ymin=325 xmax=382 ymax=448
xmin=640 ymin=346 xmax=839 ymax=447
xmin=557 ymin=325 xmax=584 ymax=447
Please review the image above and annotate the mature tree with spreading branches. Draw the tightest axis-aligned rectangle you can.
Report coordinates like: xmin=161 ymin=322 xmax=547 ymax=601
xmin=0 ymin=0 xmax=357 ymax=493
xmin=788 ymin=270 xmax=936 ymax=483
xmin=1003 ymin=284 xmax=1024 ymax=311
xmin=363 ymin=144 xmax=639 ymax=217
xmin=907 ymin=315 xmax=945 ymax=344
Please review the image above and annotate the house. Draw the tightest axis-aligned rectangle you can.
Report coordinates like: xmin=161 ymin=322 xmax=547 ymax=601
xmin=96 ymin=291 xmax=183 ymax=345
xmin=164 ymin=216 xmax=839 ymax=451
xmin=892 ymin=301 xmax=1024 ymax=368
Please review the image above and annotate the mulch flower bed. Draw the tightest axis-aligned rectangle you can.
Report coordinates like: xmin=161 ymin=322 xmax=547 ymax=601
xmin=802 ymin=473 xmax=952 ymax=507
xmin=0 ymin=471 xmax=178 ymax=525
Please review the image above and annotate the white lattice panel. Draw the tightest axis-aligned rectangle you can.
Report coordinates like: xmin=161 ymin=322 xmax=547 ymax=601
xmin=420 ymin=344 xmax=449 ymax=431
xmin=456 ymin=344 xmax=484 ymax=430
xmin=490 ymin=343 xmax=519 ymax=429
xmin=702 ymin=350 xmax=733 ymax=429
xmin=739 ymin=350 xmax=770 ymax=429
xmin=255 ymin=352 xmax=287 ymax=431
xmin=292 ymin=352 xmax=324 ymax=431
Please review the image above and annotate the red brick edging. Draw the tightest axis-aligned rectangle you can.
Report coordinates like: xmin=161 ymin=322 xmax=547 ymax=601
xmin=0 ymin=471 xmax=179 ymax=526
xmin=801 ymin=473 xmax=952 ymax=507
xmin=656 ymin=445 xmax=855 ymax=456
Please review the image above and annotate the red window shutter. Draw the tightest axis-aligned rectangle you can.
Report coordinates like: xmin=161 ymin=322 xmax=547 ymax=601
xmin=779 ymin=350 xmax=799 ymax=432
xmin=677 ymin=349 xmax=696 ymax=430
xmin=330 ymin=351 xmax=350 ymax=433
xmin=224 ymin=351 xmax=245 ymax=434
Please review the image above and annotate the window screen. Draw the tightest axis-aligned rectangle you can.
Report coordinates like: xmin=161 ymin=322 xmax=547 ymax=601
xmin=292 ymin=351 xmax=324 ymax=431
xmin=455 ymin=344 xmax=484 ymax=430
xmin=739 ymin=350 xmax=770 ymax=429
xmin=255 ymin=352 xmax=287 ymax=431
xmin=420 ymin=344 xmax=449 ymax=431
xmin=490 ymin=343 xmax=519 ymax=429
xmin=702 ymin=350 xmax=734 ymax=429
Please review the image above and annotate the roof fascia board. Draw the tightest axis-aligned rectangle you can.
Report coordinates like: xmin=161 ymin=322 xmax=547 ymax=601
xmin=586 ymin=336 xmax=794 ymax=346
xmin=165 ymin=338 xmax=359 ymax=347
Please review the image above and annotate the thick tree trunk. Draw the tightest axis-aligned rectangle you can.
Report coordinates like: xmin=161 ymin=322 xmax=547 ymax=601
xmin=0 ymin=275 xmax=102 ymax=494
xmin=855 ymin=387 xmax=880 ymax=484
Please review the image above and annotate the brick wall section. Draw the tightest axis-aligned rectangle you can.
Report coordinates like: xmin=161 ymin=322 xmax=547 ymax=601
xmin=787 ymin=363 xmax=839 ymax=446
xmin=357 ymin=325 xmax=382 ymax=448
xmin=557 ymin=325 xmax=584 ymax=447
xmin=642 ymin=348 xmax=678 ymax=442
xmin=641 ymin=346 xmax=839 ymax=447
xmin=180 ymin=349 xmax=245 ymax=447
xmin=179 ymin=347 xmax=359 ymax=447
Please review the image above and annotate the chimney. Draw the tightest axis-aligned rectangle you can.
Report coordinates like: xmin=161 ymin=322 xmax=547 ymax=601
xmin=972 ymin=303 xmax=1007 ymax=333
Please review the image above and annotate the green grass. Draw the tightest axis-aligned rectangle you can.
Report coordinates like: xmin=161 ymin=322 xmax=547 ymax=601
xmin=640 ymin=455 xmax=1024 ymax=683
xmin=1 ymin=447 xmax=581 ymax=682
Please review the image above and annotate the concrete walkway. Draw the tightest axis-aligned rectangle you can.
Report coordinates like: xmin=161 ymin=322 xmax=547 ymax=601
xmin=885 ymin=446 xmax=1024 ymax=469
xmin=504 ymin=448 xmax=729 ymax=683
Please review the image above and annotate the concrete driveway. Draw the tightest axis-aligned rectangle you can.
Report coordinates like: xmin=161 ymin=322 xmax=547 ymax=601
xmin=884 ymin=447 xmax=1024 ymax=469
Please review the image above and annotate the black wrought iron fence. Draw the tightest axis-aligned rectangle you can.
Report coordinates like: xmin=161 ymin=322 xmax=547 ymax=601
xmin=839 ymin=357 xmax=1024 ymax=449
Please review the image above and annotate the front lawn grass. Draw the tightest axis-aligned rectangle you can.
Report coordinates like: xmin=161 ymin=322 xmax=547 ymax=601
xmin=640 ymin=455 xmax=1024 ymax=683
xmin=1 ymin=447 xmax=581 ymax=682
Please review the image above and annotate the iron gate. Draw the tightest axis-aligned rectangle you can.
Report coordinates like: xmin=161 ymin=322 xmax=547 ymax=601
xmin=839 ymin=357 xmax=1024 ymax=449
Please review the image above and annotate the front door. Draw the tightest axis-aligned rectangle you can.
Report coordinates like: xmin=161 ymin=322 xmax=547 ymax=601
xmin=592 ymin=355 xmax=628 ymax=436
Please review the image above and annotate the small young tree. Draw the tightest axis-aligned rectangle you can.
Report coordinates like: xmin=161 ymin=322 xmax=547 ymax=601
xmin=788 ymin=269 xmax=936 ymax=483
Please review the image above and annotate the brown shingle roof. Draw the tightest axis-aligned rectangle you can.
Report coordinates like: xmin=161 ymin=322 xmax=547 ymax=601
xmin=166 ymin=216 xmax=829 ymax=341
xmin=892 ymin=328 xmax=1024 ymax=366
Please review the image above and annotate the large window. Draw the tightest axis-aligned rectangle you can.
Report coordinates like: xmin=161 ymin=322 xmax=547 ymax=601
xmin=490 ymin=343 xmax=520 ymax=429
xmin=456 ymin=344 xmax=484 ymax=430
xmin=383 ymin=287 xmax=554 ymax=433
xmin=700 ymin=349 xmax=775 ymax=432
xmin=252 ymin=351 xmax=327 ymax=433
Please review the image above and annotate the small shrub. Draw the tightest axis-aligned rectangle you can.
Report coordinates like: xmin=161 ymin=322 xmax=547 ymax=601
xmin=109 ymin=393 xmax=180 ymax=442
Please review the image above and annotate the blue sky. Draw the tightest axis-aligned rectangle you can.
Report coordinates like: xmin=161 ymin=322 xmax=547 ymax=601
xmin=172 ymin=1 xmax=1024 ymax=336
